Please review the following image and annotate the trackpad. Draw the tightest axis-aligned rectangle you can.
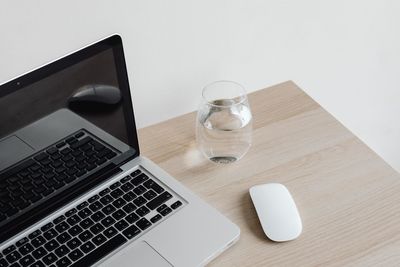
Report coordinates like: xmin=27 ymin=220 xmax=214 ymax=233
xmin=98 ymin=241 xmax=172 ymax=267
xmin=0 ymin=135 xmax=34 ymax=170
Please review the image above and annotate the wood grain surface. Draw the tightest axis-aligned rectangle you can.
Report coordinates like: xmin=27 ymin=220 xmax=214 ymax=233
xmin=138 ymin=81 xmax=400 ymax=266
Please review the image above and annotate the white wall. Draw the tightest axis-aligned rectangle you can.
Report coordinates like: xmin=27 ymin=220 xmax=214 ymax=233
xmin=1 ymin=1 xmax=400 ymax=172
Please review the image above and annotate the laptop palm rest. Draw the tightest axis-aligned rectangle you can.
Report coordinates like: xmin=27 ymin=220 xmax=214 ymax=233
xmin=98 ymin=241 xmax=172 ymax=267
xmin=0 ymin=135 xmax=33 ymax=170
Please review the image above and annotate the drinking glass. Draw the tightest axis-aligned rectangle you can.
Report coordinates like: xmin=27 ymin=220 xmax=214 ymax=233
xmin=196 ymin=81 xmax=252 ymax=164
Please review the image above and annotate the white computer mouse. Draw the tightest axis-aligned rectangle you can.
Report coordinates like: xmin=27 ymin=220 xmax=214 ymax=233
xmin=249 ymin=183 xmax=302 ymax=242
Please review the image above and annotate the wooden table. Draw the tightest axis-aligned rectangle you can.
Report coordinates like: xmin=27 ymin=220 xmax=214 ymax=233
xmin=138 ymin=81 xmax=400 ymax=266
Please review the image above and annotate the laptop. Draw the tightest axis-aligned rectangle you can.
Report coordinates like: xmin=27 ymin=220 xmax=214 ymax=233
xmin=0 ymin=35 xmax=239 ymax=267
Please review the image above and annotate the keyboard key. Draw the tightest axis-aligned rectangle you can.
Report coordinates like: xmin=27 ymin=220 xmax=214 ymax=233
xmin=16 ymin=237 xmax=29 ymax=247
xmin=112 ymin=198 xmax=126 ymax=208
xmin=110 ymin=182 xmax=121 ymax=190
xmin=131 ymin=174 xmax=149 ymax=186
xmin=99 ymin=195 xmax=113 ymax=205
xmin=68 ymin=248 xmax=83 ymax=261
xmin=156 ymin=204 xmax=167 ymax=213
xmin=77 ymin=208 xmax=92 ymax=219
xmin=0 ymin=258 xmax=6 ymax=267
xmin=66 ymin=214 xmax=81 ymax=226
xmin=133 ymin=185 xmax=146 ymax=195
xmin=143 ymin=179 xmax=165 ymax=194
xmin=122 ymin=225 xmax=141 ymax=239
xmin=42 ymin=252 xmax=57 ymax=265
xmin=114 ymin=219 xmax=129 ymax=231
xmin=146 ymin=192 xmax=173 ymax=210
xmin=80 ymin=241 xmax=95 ymax=253
xmin=75 ymin=132 xmax=84 ymax=138
xmin=68 ymin=225 xmax=83 ymax=236
xmin=88 ymin=195 xmax=99 ymax=203
xmin=19 ymin=254 xmax=35 ymax=266
xmin=32 ymin=247 xmax=46 ymax=259
xmin=136 ymin=206 xmax=150 ymax=217
xmin=70 ymin=136 xmax=92 ymax=149
xmin=102 ymin=204 xmax=116 ymax=215
xmin=60 ymin=148 xmax=72 ymax=155
xmin=77 ymin=202 xmax=88 ymax=210
xmin=101 ymin=217 xmax=115 ymax=228
xmin=56 ymin=142 xmax=66 ymax=148
xmin=160 ymin=207 xmax=172 ymax=216
xmin=143 ymin=189 xmax=157 ymax=200
xmin=92 ymin=233 xmax=107 ymax=246
xmin=125 ymin=213 xmax=139 ymax=224
xmin=66 ymin=238 xmax=82 ymax=250
xmin=51 ymin=153 xmax=62 ymax=160
xmin=66 ymin=168 xmax=78 ymax=176
xmin=99 ymin=188 xmax=110 ymax=196
xmin=112 ymin=210 xmax=126 ymax=221
xmin=46 ymin=147 xmax=58 ymax=155
xmin=79 ymin=218 xmax=94 ymax=229
xmin=44 ymin=239 xmax=59 ymax=251
xmin=110 ymin=189 xmax=123 ymax=199
xmin=55 ymin=256 xmax=71 ymax=267
xmin=18 ymin=243 xmax=33 ymax=255
xmin=43 ymin=229 xmax=58 ymax=240
xmin=78 ymin=230 xmax=93 ymax=243
xmin=6 ymin=251 xmax=21 ymax=263
xmin=54 ymin=245 xmax=70 ymax=258
xmin=103 ymin=226 xmax=118 ymax=238
xmin=88 ymin=201 xmax=103 ymax=212
xmin=150 ymin=214 xmax=162 ymax=223
xmin=86 ymin=164 xmax=96 ymax=171
xmin=122 ymin=203 xmax=136 ymax=214
xmin=121 ymin=182 xmax=134 ymax=192
xmin=120 ymin=176 xmax=131 ymax=183
xmin=89 ymin=223 xmax=104 ymax=235
xmin=2 ymin=245 xmax=16 ymax=255
xmin=56 ymin=232 xmax=72 ymax=244
xmin=91 ymin=211 xmax=105 ymax=221
xmin=65 ymin=208 xmax=77 ymax=217
xmin=70 ymin=234 xmax=126 ymax=267
xmin=28 ymin=229 xmax=42 ymax=240
xmin=123 ymin=192 xmax=137 ymax=202
xmin=136 ymin=218 xmax=151 ymax=231
xmin=133 ymin=196 xmax=146 ymax=207
xmin=31 ymin=236 xmax=46 ymax=248
xmin=55 ymin=222 xmax=70 ymax=233
xmin=171 ymin=200 xmax=183 ymax=209
xmin=106 ymin=151 xmax=117 ymax=159
xmin=66 ymin=137 xmax=77 ymax=144
xmin=130 ymin=169 xmax=141 ymax=177
xmin=34 ymin=153 xmax=48 ymax=162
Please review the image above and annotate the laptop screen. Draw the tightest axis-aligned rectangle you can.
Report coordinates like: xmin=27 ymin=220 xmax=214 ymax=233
xmin=0 ymin=36 xmax=139 ymax=242
xmin=0 ymin=35 xmax=139 ymax=171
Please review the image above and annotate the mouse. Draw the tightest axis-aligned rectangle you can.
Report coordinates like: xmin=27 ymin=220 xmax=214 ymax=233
xmin=249 ymin=183 xmax=302 ymax=242
xmin=68 ymin=84 xmax=121 ymax=105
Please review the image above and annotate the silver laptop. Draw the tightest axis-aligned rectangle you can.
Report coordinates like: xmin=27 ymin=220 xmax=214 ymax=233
xmin=0 ymin=35 xmax=239 ymax=267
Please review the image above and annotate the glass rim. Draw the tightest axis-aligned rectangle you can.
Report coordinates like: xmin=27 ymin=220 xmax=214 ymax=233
xmin=201 ymin=80 xmax=247 ymax=107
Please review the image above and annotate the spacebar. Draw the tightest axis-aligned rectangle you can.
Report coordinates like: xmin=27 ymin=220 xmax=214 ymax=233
xmin=71 ymin=234 xmax=127 ymax=266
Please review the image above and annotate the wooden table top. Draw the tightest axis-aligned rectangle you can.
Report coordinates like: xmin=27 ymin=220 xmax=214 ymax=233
xmin=138 ymin=81 xmax=400 ymax=266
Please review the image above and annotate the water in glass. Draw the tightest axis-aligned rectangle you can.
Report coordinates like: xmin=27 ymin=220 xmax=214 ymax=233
xmin=196 ymin=82 xmax=252 ymax=164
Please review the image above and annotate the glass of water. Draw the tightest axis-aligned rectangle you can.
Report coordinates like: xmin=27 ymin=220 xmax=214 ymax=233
xmin=196 ymin=80 xmax=252 ymax=164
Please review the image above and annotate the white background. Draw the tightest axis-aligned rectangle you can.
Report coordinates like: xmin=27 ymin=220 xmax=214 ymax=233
xmin=1 ymin=1 xmax=400 ymax=171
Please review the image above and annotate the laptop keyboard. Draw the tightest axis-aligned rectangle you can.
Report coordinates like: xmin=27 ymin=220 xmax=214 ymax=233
xmin=0 ymin=130 xmax=118 ymax=224
xmin=0 ymin=169 xmax=184 ymax=267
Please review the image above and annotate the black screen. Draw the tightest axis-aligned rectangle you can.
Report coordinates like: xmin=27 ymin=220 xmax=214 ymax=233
xmin=0 ymin=35 xmax=139 ymax=159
